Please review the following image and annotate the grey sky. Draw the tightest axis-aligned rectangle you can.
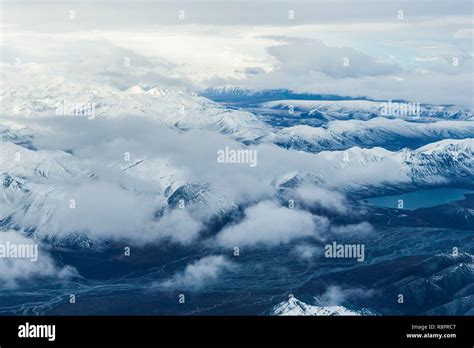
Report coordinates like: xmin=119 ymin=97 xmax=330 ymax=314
xmin=1 ymin=0 xmax=473 ymax=105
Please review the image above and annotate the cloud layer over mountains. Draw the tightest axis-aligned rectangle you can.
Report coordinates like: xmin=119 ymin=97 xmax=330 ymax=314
xmin=0 ymin=0 xmax=473 ymax=292
xmin=2 ymin=0 xmax=473 ymax=106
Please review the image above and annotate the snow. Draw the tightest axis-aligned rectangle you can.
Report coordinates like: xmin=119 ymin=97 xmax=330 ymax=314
xmin=0 ymin=82 xmax=270 ymax=141
xmin=263 ymin=118 xmax=474 ymax=152
xmin=125 ymin=85 xmax=146 ymax=94
xmin=261 ymin=99 xmax=473 ymax=121
xmin=416 ymin=138 xmax=474 ymax=155
xmin=0 ymin=142 xmax=85 ymax=181
xmin=1 ymin=80 xmax=473 ymax=244
xmin=263 ymin=99 xmax=381 ymax=111
xmin=271 ymin=296 xmax=372 ymax=316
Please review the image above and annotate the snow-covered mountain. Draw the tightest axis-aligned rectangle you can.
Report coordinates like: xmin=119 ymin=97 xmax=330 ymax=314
xmin=204 ymin=86 xmax=257 ymax=99
xmin=0 ymin=140 xmax=233 ymax=242
xmin=0 ymin=124 xmax=34 ymax=149
xmin=2 ymin=83 xmax=473 ymax=153
xmin=202 ymin=87 xmax=358 ymax=103
xmin=381 ymin=252 xmax=474 ymax=315
xmin=0 ymin=141 xmax=86 ymax=181
xmin=1 ymin=81 xmax=473 ymax=247
xmin=202 ymin=88 xmax=473 ymax=152
xmin=271 ymin=296 xmax=375 ymax=316
xmin=263 ymin=118 xmax=474 ymax=152
xmin=0 ymin=141 xmax=93 ymax=236
xmin=0 ymin=82 xmax=269 ymax=141
xmin=2 ymin=135 xmax=472 ymax=245
xmin=260 ymin=99 xmax=473 ymax=121
xmin=400 ymin=139 xmax=474 ymax=184
xmin=272 ymin=138 xmax=474 ymax=196
xmin=203 ymin=87 xmax=473 ymax=121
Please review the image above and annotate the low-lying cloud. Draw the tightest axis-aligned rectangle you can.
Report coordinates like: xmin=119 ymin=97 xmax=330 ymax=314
xmin=157 ymin=255 xmax=235 ymax=291
xmin=317 ymin=285 xmax=376 ymax=306
xmin=0 ymin=231 xmax=77 ymax=288
xmin=216 ymin=201 xmax=329 ymax=248
xmin=329 ymin=222 xmax=375 ymax=238
xmin=292 ymin=243 xmax=323 ymax=262
xmin=295 ymin=185 xmax=348 ymax=214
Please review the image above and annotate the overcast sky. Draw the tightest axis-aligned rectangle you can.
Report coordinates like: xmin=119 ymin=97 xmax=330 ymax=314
xmin=1 ymin=0 xmax=473 ymax=105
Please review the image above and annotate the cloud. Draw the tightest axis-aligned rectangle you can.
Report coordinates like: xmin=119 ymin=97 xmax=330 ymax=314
xmin=414 ymin=56 xmax=440 ymax=62
xmin=454 ymin=28 xmax=474 ymax=39
xmin=42 ymin=183 xmax=203 ymax=246
xmin=216 ymin=201 xmax=328 ymax=248
xmin=329 ymin=155 xmax=409 ymax=186
xmin=0 ymin=143 xmax=203 ymax=246
xmin=0 ymin=36 xmax=192 ymax=90
xmin=266 ymin=37 xmax=401 ymax=79
xmin=244 ymin=66 xmax=266 ymax=75
xmin=50 ymin=181 xmax=156 ymax=238
xmin=226 ymin=35 xmax=473 ymax=107
xmin=330 ymin=222 xmax=375 ymax=238
xmin=0 ymin=231 xmax=77 ymax=288
xmin=3 ymin=1 xmax=471 ymax=31
xmin=2 ymin=0 xmax=473 ymax=106
xmin=295 ymin=185 xmax=348 ymax=214
xmin=292 ymin=244 xmax=322 ymax=262
xmin=317 ymin=285 xmax=375 ymax=306
xmin=0 ymin=114 xmax=404 ymax=248
xmin=157 ymin=255 xmax=235 ymax=291
xmin=152 ymin=209 xmax=204 ymax=245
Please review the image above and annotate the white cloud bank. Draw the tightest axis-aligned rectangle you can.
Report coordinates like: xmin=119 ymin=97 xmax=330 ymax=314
xmin=295 ymin=185 xmax=348 ymax=214
xmin=317 ymin=285 xmax=375 ymax=306
xmin=2 ymin=0 xmax=472 ymax=106
xmin=157 ymin=255 xmax=235 ymax=291
xmin=0 ymin=231 xmax=77 ymax=288
xmin=329 ymin=222 xmax=375 ymax=238
xmin=216 ymin=201 xmax=329 ymax=248
xmin=292 ymin=244 xmax=323 ymax=262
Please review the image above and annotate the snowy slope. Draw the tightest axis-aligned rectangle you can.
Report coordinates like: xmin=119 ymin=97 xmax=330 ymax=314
xmin=273 ymin=138 xmax=474 ymax=194
xmin=0 ymin=142 xmax=91 ymax=233
xmin=1 ymin=80 xmax=473 ymax=244
xmin=3 ymin=83 xmax=472 ymax=151
xmin=0 ymin=141 xmax=86 ymax=181
xmin=0 ymin=82 xmax=269 ymax=141
xmin=271 ymin=296 xmax=374 ymax=316
xmin=262 ymin=118 xmax=474 ymax=152
xmin=261 ymin=99 xmax=473 ymax=121
xmin=0 ymin=140 xmax=233 ymax=241
xmin=2 ymin=136 xmax=471 ymax=243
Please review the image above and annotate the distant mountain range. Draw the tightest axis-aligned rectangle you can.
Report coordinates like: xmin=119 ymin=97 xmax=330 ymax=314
xmin=0 ymin=83 xmax=270 ymax=141
xmin=2 ymin=83 xmax=473 ymax=152
xmin=203 ymin=87 xmax=473 ymax=119
xmin=0 ymin=82 xmax=473 ymax=242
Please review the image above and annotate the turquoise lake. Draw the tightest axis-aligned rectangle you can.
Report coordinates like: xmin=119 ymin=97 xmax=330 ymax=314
xmin=362 ymin=188 xmax=473 ymax=210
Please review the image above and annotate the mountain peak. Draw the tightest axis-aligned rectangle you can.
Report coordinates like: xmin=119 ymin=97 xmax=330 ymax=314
xmin=271 ymin=296 xmax=375 ymax=316
xmin=417 ymin=138 xmax=474 ymax=155
xmin=125 ymin=85 xmax=146 ymax=94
